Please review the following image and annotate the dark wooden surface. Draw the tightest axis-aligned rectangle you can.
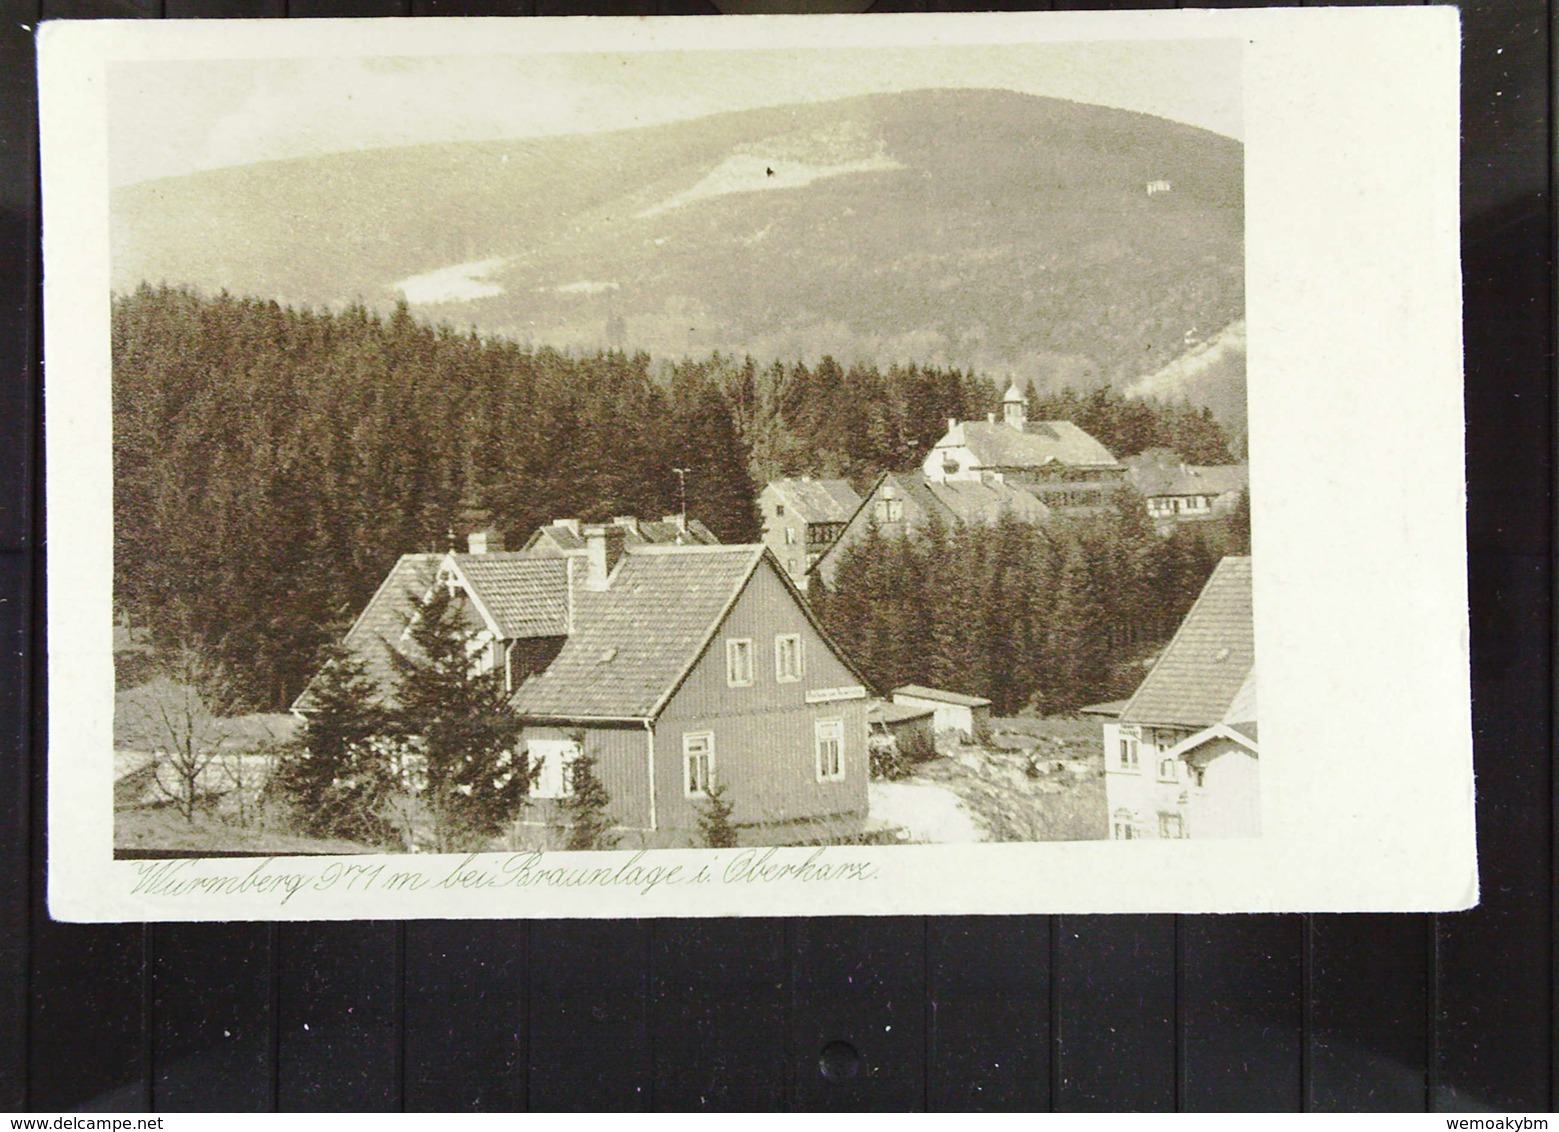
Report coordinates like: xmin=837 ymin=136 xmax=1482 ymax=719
xmin=5 ymin=0 xmax=1552 ymax=1111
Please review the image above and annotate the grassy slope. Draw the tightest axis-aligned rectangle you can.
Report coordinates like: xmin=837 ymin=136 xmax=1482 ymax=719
xmin=113 ymin=89 xmax=1243 ymax=386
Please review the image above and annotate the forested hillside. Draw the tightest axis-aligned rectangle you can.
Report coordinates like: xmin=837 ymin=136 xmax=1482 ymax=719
xmin=814 ymin=500 xmax=1246 ymax=716
xmin=113 ymin=285 xmax=1241 ymax=712
xmin=113 ymin=89 xmax=1243 ymax=388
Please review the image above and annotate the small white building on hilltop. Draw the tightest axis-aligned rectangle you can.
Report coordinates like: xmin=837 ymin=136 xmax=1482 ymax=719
xmin=1100 ymin=556 xmax=1259 ymax=840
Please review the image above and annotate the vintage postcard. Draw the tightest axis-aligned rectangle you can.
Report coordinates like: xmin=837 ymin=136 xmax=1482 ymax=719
xmin=39 ymin=9 xmax=1473 ymax=920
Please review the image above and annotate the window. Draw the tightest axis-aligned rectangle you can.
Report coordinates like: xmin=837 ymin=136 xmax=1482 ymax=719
xmin=1112 ymin=809 xmax=1136 ymax=840
xmin=815 ymin=719 xmax=844 ymax=781
xmin=1158 ymin=757 xmax=1178 ymax=783
xmin=527 ymin=739 xmax=579 ymax=799
xmin=775 ymin=634 xmax=803 ymax=682
xmin=875 ymin=498 xmax=903 ymax=523
xmin=1159 ymin=812 xmax=1185 ymax=839
xmin=784 ymin=527 xmax=797 ymax=545
xmin=775 ymin=503 xmax=785 ymax=516
xmin=683 ymin=732 xmax=714 ymax=796
xmin=1118 ymin=734 xmax=1140 ymax=771
xmin=726 ymin=638 xmax=753 ymax=686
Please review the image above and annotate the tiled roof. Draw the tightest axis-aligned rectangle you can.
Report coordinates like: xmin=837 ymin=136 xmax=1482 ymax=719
xmin=1119 ymin=557 xmax=1254 ymax=729
xmin=957 ymin=420 xmax=1120 ymax=470
xmin=1127 ymin=460 xmax=1248 ymax=499
xmin=523 ymin=516 xmax=719 ymax=553
xmin=769 ymin=478 xmax=863 ymax=522
xmin=870 ymin=701 xmax=936 ymax=724
xmin=449 ymin=553 xmax=570 ymax=639
xmin=892 ymin=684 xmax=992 ymax=708
xmin=923 ymin=477 xmax=1052 ymax=526
xmin=508 ymin=546 xmax=765 ymax=720
xmin=293 ymin=553 xmax=443 ymax=711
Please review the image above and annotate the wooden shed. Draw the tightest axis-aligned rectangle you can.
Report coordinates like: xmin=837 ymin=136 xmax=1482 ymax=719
xmin=889 ymin=684 xmax=993 ymax=744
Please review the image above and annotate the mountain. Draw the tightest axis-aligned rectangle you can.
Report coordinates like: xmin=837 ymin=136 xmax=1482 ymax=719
xmin=1124 ymin=320 xmax=1248 ymax=447
xmin=111 ymin=88 xmax=1243 ymax=387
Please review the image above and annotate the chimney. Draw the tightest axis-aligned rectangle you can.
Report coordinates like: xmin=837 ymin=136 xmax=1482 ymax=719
xmin=947 ymin=417 xmax=957 ymax=432
xmin=986 ymin=412 xmax=996 ymax=425
xmin=583 ymin=524 xmax=626 ymax=590
xmin=467 ymin=527 xmax=505 ymax=555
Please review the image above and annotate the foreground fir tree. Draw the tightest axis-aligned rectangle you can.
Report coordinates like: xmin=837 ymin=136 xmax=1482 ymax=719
xmin=561 ymin=742 xmax=618 ymax=851
xmin=391 ymin=585 xmax=534 ymax=852
xmin=695 ymin=783 xmax=740 ymax=849
xmin=273 ymin=640 xmax=396 ymax=845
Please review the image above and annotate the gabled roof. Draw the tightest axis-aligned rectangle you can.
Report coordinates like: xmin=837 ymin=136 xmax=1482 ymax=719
xmin=870 ymin=700 xmax=936 ymax=724
xmin=506 ymin=544 xmax=868 ymax=722
xmin=507 ymin=545 xmax=763 ymax=720
xmin=1165 ymin=722 xmax=1260 ymax=764
xmin=1127 ymin=459 xmax=1248 ymax=499
xmin=810 ymin=471 xmax=1051 ymax=585
xmin=950 ymin=420 xmax=1120 ymax=470
xmin=766 ymin=477 xmax=862 ymax=522
xmin=922 ymin=477 xmax=1052 ymax=526
xmin=1119 ymin=557 xmax=1254 ymax=729
xmin=892 ymin=684 xmax=992 ymax=708
xmin=521 ymin=515 xmax=718 ymax=553
xmin=291 ymin=553 xmax=442 ymax=712
xmin=446 ymin=552 xmax=570 ymax=639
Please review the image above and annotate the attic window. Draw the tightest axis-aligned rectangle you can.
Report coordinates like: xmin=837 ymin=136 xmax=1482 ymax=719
xmin=597 ymin=647 xmax=618 ymax=665
xmin=1212 ymin=647 xmax=1232 ymax=663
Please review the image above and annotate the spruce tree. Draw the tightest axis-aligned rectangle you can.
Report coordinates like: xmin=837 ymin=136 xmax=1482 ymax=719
xmin=695 ymin=783 xmax=740 ymax=849
xmin=390 ymin=584 xmax=533 ymax=852
xmin=561 ymin=743 xmax=618 ymax=851
xmin=274 ymin=640 xmax=396 ymax=845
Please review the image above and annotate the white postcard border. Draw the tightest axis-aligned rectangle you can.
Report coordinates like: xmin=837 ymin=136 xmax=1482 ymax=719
xmin=39 ymin=8 xmax=1475 ymax=921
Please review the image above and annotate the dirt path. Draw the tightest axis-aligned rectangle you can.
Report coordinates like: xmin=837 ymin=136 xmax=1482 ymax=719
xmin=869 ymin=781 xmax=988 ymax=843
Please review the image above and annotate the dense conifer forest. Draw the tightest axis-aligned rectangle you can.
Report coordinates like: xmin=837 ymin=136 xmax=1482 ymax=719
xmin=113 ymin=284 xmax=1243 ymax=713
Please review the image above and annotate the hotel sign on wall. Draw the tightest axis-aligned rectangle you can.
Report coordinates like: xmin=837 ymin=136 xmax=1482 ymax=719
xmin=805 ymin=685 xmax=867 ymax=704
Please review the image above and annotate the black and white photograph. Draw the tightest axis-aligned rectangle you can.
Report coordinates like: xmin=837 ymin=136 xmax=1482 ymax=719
xmin=41 ymin=9 xmax=1474 ymax=919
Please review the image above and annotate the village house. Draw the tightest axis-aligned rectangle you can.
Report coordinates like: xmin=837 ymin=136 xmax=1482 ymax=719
xmin=810 ymin=470 xmax=1051 ymax=590
xmin=1099 ymin=556 xmax=1258 ymax=840
xmin=306 ymin=526 xmax=872 ymax=849
xmin=921 ymin=381 xmax=1126 ymax=510
xmin=758 ymin=477 xmax=862 ymax=584
xmin=520 ymin=513 xmax=718 ymax=555
xmin=890 ymin=685 xmax=993 ymax=744
xmin=1123 ymin=450 xmax=1248 ymax=534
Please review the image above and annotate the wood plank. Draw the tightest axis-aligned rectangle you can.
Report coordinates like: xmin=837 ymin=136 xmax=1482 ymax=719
xmin=1308 ymin=915 xmax=1429 ymax=1111
xmin=39 ymin=0 xmax=160 ymax=17
xmin=166 ymin=0 xmax=284 ymax=15
xmin=411 ymin=0 xmax=534 ymax=13
xmin=927 ymin=916 xmax=1050 ymax=1111
xmin=1180 ymin=916 xmax=1303 ymax=1111
xmin=650 ymin=919 xmax=788 ymax=1110
xmin=528 ymin=921 xmax=652 ymax=1110
xmin=789 ymin=917 xmax=926 ymax=1112
xmin=152 ymin=924 xmax=274 ymax=1111
xmin=0 ymin=555 xmax=29 ymax=1112
xmin=287 ymin=0 xmax=410 ymax=15
xmin=1436 ymin=0 xmax=1553 ymax=1106
xmin=276 ymin=923 xmax=401 ymax=1111
xmin=0 ymin=12 xmax=37 ymax=553
xmin=1053 ymin=915 xmax=1175 ymax=1111
xmin=29 ymin=922 xmax=148 ymax=1110
xmin=404 ymin=921 xmax=528 ymax=1111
